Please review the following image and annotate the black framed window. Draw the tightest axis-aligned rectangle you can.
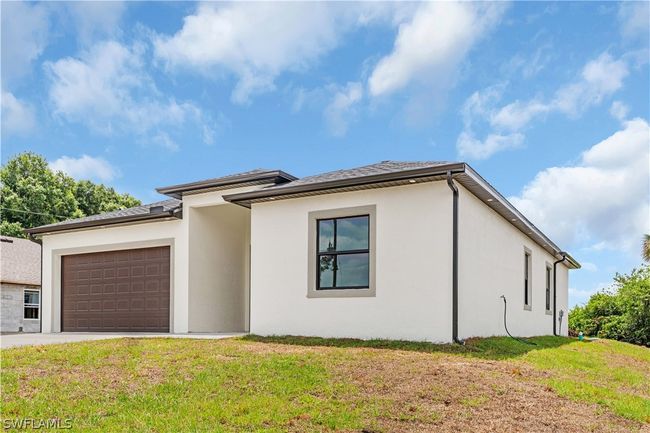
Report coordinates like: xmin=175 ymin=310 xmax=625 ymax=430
xmin=545 ymin=266 xmax=552 ymax=311
xmin=524 ymin=252 xmax=531 ymax=307
xmin=317 ymin=215 xmax=369 ymax=290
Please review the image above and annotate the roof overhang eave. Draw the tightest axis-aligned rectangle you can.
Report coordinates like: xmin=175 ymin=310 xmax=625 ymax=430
xmin=25 ymin=212 xmax=180 ymax=236
xmin=457 ymin=165 xmax=580 ymax=269
xmin=223 ymin=162 xmax=580 ymax=269
xmin=222 ymin=162 xmax=467 ymax=207
xmin=156 ymin=171 xmax=298 ymax=199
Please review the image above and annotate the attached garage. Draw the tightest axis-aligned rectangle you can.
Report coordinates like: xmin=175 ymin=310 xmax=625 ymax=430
xmin=61 ymin=246 xmax=171 ymax=332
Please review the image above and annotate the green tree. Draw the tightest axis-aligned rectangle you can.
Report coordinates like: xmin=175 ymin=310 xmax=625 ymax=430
xmin=614 ymin=266 xmax=650 ymax=346
xmin=1 ymin=152 xmax=80 ymax=232
xmin=569 ymin=265 xmax=650 ymax=347
xmin=0 ymin=221 xmax=26 ymax=238
xmin=1 ymin=152 xmax=141 ymax=238
xmin=75 ymin=180 xmax=139 ymax=216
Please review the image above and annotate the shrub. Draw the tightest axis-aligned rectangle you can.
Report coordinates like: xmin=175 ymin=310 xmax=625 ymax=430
xmin=569 ymin=265 xmax=649 ymax=347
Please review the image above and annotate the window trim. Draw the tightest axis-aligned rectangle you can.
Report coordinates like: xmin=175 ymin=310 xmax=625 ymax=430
xmin=307 ymin=205 xmax=376 ymax=298
xmin=524 ymin=248 xmax=532 ymax=311
xmin=23 ymin=288 xmax=40 ymax=320
xmin=545 ymin=263 xmax=553 ymax=315
xmin=316 ymin=215 xmax=370 ymax=290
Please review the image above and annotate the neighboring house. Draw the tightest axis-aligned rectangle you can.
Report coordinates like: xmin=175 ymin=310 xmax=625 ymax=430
xmin=26 ymin=161 xmax=579 ymax=342
xmin=1 ymin=236 xmax=41 ymax=333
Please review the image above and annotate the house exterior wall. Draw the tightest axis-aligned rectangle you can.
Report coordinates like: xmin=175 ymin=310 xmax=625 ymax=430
xmin=40 ymin=220 xmax=184 ymax=333
xmin=37 ymin=177 xmax=572 ymax=339
xmin=39 ymin=184 xmax=260 ymax=334
xmin=457 ymin=184 xmax=570 ymax=338
xmin=1 ymin=283 xmax=40 ymax=333
xmin=249 ymin=182 xmax=454 ymax=342
xmin=188 ymin=204 xmax=250 ymax=332
xmin=556 ymin=264 xmax=569 ymax=335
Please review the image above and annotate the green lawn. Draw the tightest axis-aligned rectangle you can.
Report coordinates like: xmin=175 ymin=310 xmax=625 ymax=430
xmin=1 ymin=336 xmax=648 ymax=432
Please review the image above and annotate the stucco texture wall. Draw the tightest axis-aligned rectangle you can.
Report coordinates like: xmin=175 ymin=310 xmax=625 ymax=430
xmin=250 ymin=182 xmax=453 ymax=342
xmin=188 ymin=204 xmax=250 ymax=332
xmin=457 ymin=184 xmax=570 ymax=338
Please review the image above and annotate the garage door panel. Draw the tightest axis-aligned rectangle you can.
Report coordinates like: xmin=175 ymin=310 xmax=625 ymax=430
xmin=62 ymin=246 xmax=170 ymax=332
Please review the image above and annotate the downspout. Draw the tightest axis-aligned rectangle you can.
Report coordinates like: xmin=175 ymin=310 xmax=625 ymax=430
xmin=446 ymin=171 xmax=463 ymax=344
xmin=553 ymin=252 xmax=567 ymax=336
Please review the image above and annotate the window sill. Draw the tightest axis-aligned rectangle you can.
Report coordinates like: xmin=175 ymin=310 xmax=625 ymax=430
xmin=23 ymin=318 xmax=40 ymax=321
xmin=545 ymin=310 xmax=553 ymax=316
xmin=307 ymin=287 xmax=375 ymax=298
xmin=524 ymin=305 xmax=532 ymax=311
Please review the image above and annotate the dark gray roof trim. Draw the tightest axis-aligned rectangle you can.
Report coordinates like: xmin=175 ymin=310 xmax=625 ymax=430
xmin=26 ymin=199 xmax=182 ymax=235
xmin=156 ymin=169 xmax=297 ymax=199
xmin=25 ymin=160 xmax=579 ymax=269
xmin=459 ymin=166 xmax=580 ymax=269
xmin=222 ymin=161 xmax=465 ymax=206
xmin=223 ymin=161 xmax=579 ymax=269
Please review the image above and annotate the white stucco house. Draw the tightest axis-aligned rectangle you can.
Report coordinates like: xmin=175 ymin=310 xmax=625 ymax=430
xmin=26 ymin=161 xmax=579 ymax=342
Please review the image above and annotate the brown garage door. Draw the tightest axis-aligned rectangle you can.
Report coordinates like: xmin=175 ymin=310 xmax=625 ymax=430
xmin=62 ymin=246 xmax=170 ymax=332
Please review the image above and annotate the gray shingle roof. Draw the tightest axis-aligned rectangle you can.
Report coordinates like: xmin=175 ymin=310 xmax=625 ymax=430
xmin=27 ymin=199 xmax=181 ymax=232
xmin=28 ymin=162 xmax=454 ymax=235
xmin=265 ymin=161 xmax=453 ymax=190
xmin=0 ymin=236 xmax=41 ymax=286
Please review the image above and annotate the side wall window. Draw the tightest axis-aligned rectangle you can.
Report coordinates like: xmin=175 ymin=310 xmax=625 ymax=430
xmin=524 ymin=250 xmax=532 ymax=309
xmin=24 ymin=289 xmax=40 ymax=319
xmin=545 ymin=265 xmax=552 ymax=312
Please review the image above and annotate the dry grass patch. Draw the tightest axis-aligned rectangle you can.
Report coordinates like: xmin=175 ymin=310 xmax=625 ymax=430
xmin=320 ymin=348 xmax=639 ymax=433
xmin=1 ymin=336 xmax=647 ymax=432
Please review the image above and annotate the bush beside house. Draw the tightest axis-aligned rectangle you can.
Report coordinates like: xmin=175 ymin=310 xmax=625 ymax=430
xmin=569 ymin=264 xmax=650 ymax=347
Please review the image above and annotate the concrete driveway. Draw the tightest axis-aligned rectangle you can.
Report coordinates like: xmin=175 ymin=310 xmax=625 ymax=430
xmin=0 ymin=332 xmax=245 ymax=349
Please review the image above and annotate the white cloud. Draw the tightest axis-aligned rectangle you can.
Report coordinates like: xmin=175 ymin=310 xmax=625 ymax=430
xmin=551 ymin=53 xmax=628 ymax=116
xmin=509 ymin=118 xmax=650 ymax=253
xmin=50 ymin=155 xmax=118 ymax=182
xmin=154 ymin=3 xmax=373 ymax=105
xmin=0 ymin=1 xmax=49 ymax=83
xmin=490 ymin=100 xmax=550 ymax=131
xmin=368 ymin=2 xmax=507 ymax=97
xmin=458 ymin=52 xmax=630 ymax=159
xmin=618 ymin=2 xmax=650 ymax=41
xmin=609 ymin=101 xmax=629 ymax=122
xmin=1 ymin=91 xmax=36 ymax=136
xmin=1 ymin=2 xmax=127 ymax=85
xmin=457 ymin=131 xmax=524 ymax=160
xmin=491 ymin=53 xmax=628 ymax=130
xmin=150 ymin=132 xmax=179 ymax=152
xmin=44 ymin=40 xmax=215 ymax=149
xmin=324 ymin=82 xmax=363 ymax=137
xmin=64 ymin=2 xmax=126 ymax=44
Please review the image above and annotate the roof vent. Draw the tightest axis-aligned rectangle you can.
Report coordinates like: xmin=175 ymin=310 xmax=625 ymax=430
xmin=149 ymin=205 xmax=165 ymax=214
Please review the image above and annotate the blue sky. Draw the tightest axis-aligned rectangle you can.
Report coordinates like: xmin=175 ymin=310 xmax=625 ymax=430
xmin=2 ymin=1 xmax=649 ymax=307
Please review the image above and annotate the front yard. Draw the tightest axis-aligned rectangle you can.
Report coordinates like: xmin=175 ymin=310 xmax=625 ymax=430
xmin=1 ymin=336 xmax=648 ymax=432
